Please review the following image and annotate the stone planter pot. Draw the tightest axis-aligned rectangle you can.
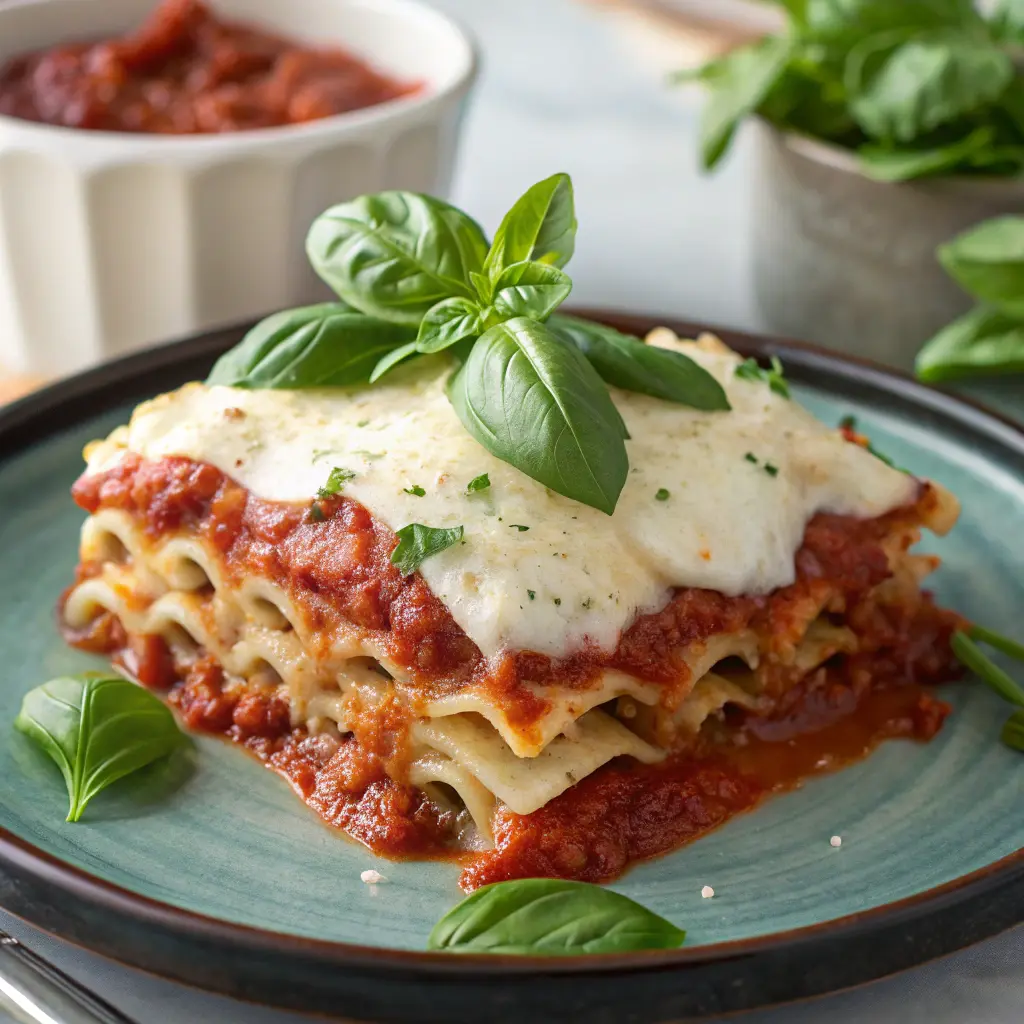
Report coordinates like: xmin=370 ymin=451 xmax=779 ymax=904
xmin=751 ymin=121 xmax=1024 ymax=370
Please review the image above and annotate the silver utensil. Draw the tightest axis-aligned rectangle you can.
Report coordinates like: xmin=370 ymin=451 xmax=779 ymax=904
xmin=0 ymin=931 xmax=138 ymax=1024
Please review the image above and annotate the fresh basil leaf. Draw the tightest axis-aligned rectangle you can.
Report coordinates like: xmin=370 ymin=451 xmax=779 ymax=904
xmin=990 ymin=0 xmax=1024 ymax=45
xmin=857 ymin=126 xmax=995 ymax=181
xmin=734 ymin=355 xmax=791 ymax=398
xmin=549 ymin=314 xmax=731 ymax=411
xmin=951 ymin=630 xmax=1024 ymax=706
xmin=1002 ymin=709 xmax=1024 ymax=752
xmin=391 ymin=523 xmax=464 ymax=575
xmin=14 ymin=674 xmax=186 ymax=823
xmin=369 ymin=340 xmax=421 ymax=383
xmin=307 ymin=192 xmax=489 ymax=326
xmin=417 ymin=297 xmax=486 ymax=354
xmin=208 ymin=305 xmax=416 ymax=389
xmin=690 ymin=36 xmax=793 ymax=170
xmin=847 ymin=35 xmax=1013 ymax=143
xmin=447 ymin=318 xmax=629 ymax=515
xmin=916 ymin=306 xmax=1024 ymax=382
xmin=317 ymin=466 xmax=356 ymax=498
xmin=805 ymin=0 xmax=980 ymax=40
xmin=483 ymin=173 xmax=577 ymax=279
xmin=492 ymin=261 xmax=573 ymax=321
xmin=427 ymin=879 xmax=686 ymax=956
xmin=939 ymin=216 xmax=1024 ymax=317
xmin=466 ymin=473 xmax=490 ymax=494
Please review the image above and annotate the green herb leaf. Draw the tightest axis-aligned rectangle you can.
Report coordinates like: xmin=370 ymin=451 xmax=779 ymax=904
xmin=390 ymin=524 xmax=464 ymax=576
xmin=764 ymin=462 xmax=780 ymax=477
xmin=655 ymin=488 xmax=670 ymax=501
xmin=1001 ymin=709 xmax=1024 ymax=752
xmin=14 ymin=674 xmax=186 ymax=822
xmin=549 ymin=315 xmax=731 ymax=411
xmin=467 ymin=473 xmax=491 ymax=494
xmin=416 ymin=297 xmax=486 ymax=354
xmin=403 ymin=485 xmax=426 ymax=497
xmin=857 ymin=127 xmax=996 ymax=181
xmin=916 ymin=306 xmax=1024 ymax=383
xmin=938 ymin=217 xmax=1024 ymax=318
xmin=688 ymin=36 xmax=792 ymax=171
xmin=207 ymin=305 xmax=416 ymax=388
xmin=427 ymin=878 xmax=686 ymax=955
xmin=447 ymin=318 xmax=629 ymax=515
xmin=951 ymin=630 xmax=1024 ymax=707
xmin=317 ymin=466 xmax=355 ymax=499
xmin=735 ymin=356 xmax=790 ymax=398
xmin=306 ymin=192 xmax=489 ymax=326
xmin=969 ymin=624 xmax=1024 ymax=666
xmin=369 ymin=340 xmax=420 ymax=383
xmin=805 ymin=0 xmax=981 ymax=41
xmin=509 ymin=524 xmax=530 ymax=532
xmin=483 ymin=173 xmax=577 ymax=280
xmin=847 ymin=35 xmax=1013 ymax=143
xmin=990 ymin=0 xmax=1024 ymax=44
xmin=492 ymin=261 xmax=573 ymax=321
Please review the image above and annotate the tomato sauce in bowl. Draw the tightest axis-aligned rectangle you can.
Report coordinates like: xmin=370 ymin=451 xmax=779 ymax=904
xmin=0 ymin=0 xmax=419 ymax=133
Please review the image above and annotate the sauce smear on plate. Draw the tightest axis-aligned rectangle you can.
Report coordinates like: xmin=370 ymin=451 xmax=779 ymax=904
xmin=0 ymin=0 xmax=417 ymax=133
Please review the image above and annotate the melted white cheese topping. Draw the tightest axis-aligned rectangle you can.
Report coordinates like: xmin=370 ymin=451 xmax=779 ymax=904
xmin=85 ymin=332 xmax=916 ymax=659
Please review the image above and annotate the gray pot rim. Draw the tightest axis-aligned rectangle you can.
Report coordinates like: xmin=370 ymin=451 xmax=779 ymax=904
xmin=755 ymin=118 xmax=1024 ymax=198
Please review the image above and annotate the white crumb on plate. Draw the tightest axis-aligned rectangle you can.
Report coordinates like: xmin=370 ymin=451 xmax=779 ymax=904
xmin=360 ymin=869 xmax=387 ymax=884
xmin=830 ymin=835 xmax=842 ymax=848
xmin=701 ymin=885 xmax=714 ymax=899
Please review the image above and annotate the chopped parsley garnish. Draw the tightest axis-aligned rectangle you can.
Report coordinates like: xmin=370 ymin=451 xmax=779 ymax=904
xmin=390 ymin=524 xmax=464 ymax=576
xmin=655 ymin=488 xmax=670 ymax=501
xmin=553 ymin=597 xmax=562 ymax=606
xmin=839 ymin=414 xmax=857 ymax=431
xmin=582 ymin=597 xmax=593 ymax=609
xmin=357 ymin=418 xmax=371 ymax=427
xmin=735 ymin=355 xmax=790 ymax=399
xmin=308 ymin=503 xmax=325 ymax=523
xmin=838 ymin=414 xmax=901 ymax=470
xmin=510 ymin=524 xmax=530 ymax=532
xmin=744 ymin=452 xmax=758 ymax=464
xmin=764 ymin=462 xmax=779 ymax=477
xmin=404 ymin=485 xmax=426 ymax=497
xmin=317 ymin=466 xmax=355 ymax=499
xmin=467 ymin=473 xmax=491 ymax=494
xmin=527 ymin=590 xmax=536 ymax=601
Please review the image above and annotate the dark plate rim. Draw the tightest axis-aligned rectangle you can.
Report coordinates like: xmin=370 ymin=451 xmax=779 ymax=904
xmin=1 ymin=308 xmax=1022 ymax=980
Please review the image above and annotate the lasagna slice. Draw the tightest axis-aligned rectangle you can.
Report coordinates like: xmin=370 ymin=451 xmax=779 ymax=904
xmin=62 ymin=331 xmax=964 ymax=887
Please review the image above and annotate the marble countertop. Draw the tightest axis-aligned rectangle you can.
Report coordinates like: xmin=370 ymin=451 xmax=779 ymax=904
xmin=1 ymin=0 xmax=1021 ymax=1021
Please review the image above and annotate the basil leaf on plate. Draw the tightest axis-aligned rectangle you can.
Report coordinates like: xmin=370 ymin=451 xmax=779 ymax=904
xmin=847 ymin=35 xmax=1013 ymax=143
xmin=939 ymin=217 xmax=1024 ymax=318
xmin=208 ymin=304 xmax=415 ymax=388
xmin=14 ymin=674 xmax=186 ymax=823
xmin=369 ymin=340 xmax=421 ymax=384
xmin=857 ymin=126 xmax=995 ymax=181
xmin=684 ymin=36 xmax=792 ymax=171
xmin=916 ymin=306 xmax=1024 ymax=382
xmin=307 ymin=192 xmax=489 ymax=326
xmin=492 ymin=261 xmax=573 ymax=321
xmin=391 ymin=523 xmax=464 ymax=576
xmin=447 ymin=318 xmax=629 ymax=515
xmin=483 ymin=173 xmax=577 ymax=279
xmin=416 ymin=297 xmax=487 ymax=354
xmin=427 ymin=878 xmax=686 ymax=955
xmin=549 ymin=314 xmax=730 ymax=411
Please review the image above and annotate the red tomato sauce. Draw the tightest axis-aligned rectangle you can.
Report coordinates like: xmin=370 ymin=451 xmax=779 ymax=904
xmin=0 ymin=0 xmax=418 ymax=133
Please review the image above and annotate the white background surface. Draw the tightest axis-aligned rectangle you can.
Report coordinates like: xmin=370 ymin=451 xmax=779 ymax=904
xmin=1 ymin=0 xmax=1021 ymax=1020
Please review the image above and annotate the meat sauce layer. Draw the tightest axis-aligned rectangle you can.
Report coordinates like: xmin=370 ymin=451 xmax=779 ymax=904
xmin=72 ymin=453 xmax=951 ymax=728
xmin=0 ymin=0 xmax=416 ymax=134
xmin=68 ymin=452 xmax=965 ymax=887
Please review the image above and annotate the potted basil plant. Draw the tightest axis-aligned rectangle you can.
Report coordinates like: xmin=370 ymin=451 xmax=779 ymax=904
xmin=681 ymin=0 xmax=1024 ymax=369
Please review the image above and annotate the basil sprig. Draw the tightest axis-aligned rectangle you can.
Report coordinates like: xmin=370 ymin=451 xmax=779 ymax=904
xmin=681 ymin=1 xmax=1024 ymax=183
xmin=917 ymin=217 xmax=1024 ymax=382
xmin=427 ymin=878 xmax=686 ymax=956
xmin=951 ymin=626 xmax=1024 ymax=752
xmin=14 ymin=674 xmax=187 ymax=822
xmin=210 ymin=173 xmax=729 ymax=514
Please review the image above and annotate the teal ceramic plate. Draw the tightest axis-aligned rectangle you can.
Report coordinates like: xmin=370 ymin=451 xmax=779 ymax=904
xmin=0 ymin=313 xmax=1022 ymax=1023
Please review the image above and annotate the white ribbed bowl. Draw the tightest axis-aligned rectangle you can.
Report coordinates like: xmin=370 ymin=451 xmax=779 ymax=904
xmin=0 ymin=0 xmax=477 ymax=376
